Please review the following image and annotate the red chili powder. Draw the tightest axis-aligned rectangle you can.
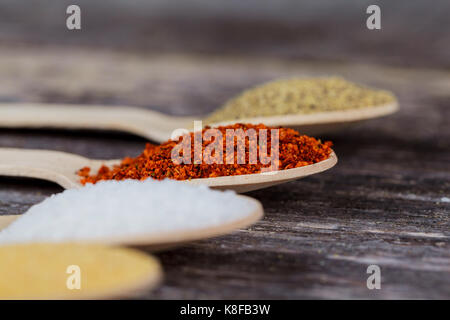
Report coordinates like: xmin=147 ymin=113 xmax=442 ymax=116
xmin=78 ymin=123 xmax=333 ymax=184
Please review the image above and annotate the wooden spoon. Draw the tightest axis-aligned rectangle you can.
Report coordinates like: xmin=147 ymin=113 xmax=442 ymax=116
xmin=0 ymin=148 xmax=336 ymax=245
xmin=0 ymin=148 xmax=337 ymax=192
xmin=0 ymin=147 xmax=265 ymax=248
xmin=0 ymin=102 xmax=397 ymax=141
xmin=210 ymin=102 xmax=398 ymax=136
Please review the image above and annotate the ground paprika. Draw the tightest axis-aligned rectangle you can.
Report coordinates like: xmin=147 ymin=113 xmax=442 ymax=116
xmin=78 ymin=123 xmax=333 ymax=183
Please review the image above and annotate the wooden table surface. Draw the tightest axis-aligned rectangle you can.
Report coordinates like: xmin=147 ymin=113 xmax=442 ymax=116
xmin=0 ymin=49 xmax=448 ymax=299
xmin=0 ymin=1 xmax=449 ymax=299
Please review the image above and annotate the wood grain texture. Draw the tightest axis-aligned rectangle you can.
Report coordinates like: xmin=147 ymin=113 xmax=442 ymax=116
xmin=0 ymin=47 xmax=448 ymax=299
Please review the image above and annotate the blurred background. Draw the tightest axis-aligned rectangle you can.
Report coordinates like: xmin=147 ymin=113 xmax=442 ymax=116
xmin=1 ymin=0 xmax=449 ymax=66
xmin=0 ymin=0 xmax=448 ymax=116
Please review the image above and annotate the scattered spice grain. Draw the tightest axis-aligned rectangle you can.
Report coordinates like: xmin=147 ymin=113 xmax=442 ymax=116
xmin=0 ymin=180 xmax=260 ymax=244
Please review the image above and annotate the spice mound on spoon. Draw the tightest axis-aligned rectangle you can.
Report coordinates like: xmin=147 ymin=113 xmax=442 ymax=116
xmin=206 ymin=77 xmax=396 ymax=122
xmin=0 ymin=124 xmax=336 ymax=193
xmin=204 ymin=77 xmax=398 ymax=135
xmin=0 ymin=243 xmax=162 ymax=299
xmin=0 ymin=179 xmax=263 ymax=249
xmin=78 ymin=123 xmax=334 ymax=185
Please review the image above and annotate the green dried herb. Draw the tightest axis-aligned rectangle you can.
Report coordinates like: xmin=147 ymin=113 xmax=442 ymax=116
xmin=205 ymin=77 xmax=396 ymax=123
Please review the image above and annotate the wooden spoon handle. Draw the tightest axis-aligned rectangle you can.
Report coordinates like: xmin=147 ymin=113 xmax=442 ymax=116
xmin=0 ymin=148 xmax=89 ymax=189
xmin=0 ymin=215 xmax=18 ymax=231
xmin=0 ymin=103 xmax=194 ymax=142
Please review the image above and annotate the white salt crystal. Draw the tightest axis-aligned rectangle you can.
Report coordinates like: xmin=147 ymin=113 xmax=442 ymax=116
xmin=0 ymin=179 xmax=259 ymax=244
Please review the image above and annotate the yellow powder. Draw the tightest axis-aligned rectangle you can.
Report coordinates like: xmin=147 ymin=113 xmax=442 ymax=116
xmin=205 ymin=77 xmax=396 ymax=123
xmin=0 ymin=243 xmax=162 ymax=299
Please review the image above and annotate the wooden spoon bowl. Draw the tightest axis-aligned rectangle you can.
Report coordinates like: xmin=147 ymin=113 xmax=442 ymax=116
xmin=0 ymin=148 xmax=337 ymax=192
xmin=0 ymin=102 xmax=397 ymax=141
